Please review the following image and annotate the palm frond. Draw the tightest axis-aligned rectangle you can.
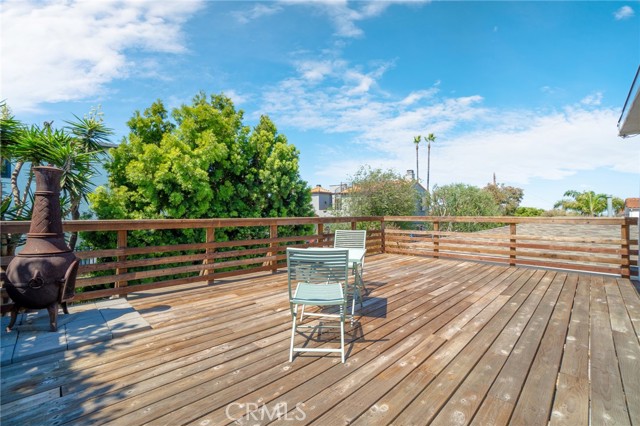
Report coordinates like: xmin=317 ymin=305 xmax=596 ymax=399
xmin=64 ymin=114 xmax=114 ymax=152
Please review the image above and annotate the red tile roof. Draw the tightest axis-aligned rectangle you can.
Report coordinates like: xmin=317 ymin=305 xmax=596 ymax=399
xmin=310 ymin=185 xmax=332 ymax=194
xmin=625 ymin=198 xmax=640 ymax=209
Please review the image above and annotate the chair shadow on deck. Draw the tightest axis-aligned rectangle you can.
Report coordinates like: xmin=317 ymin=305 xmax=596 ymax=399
xmin=358 ymin=297 xmax=387 ymax=319
xmin=291 ymin=319 xmax=389 ymax=362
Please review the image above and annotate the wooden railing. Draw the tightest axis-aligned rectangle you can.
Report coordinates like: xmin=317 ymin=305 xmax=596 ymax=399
xmin=385 ymin=216 xmax=638 ymax=278
xmin=1 ymin=215 xmax=637 ymax=306
xmin=0 ymin=217 xmax=383 ymax=303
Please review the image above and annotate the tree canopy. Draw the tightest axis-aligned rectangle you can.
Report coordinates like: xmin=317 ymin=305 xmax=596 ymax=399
xmin=428 ymin=183 xmax=501 ymax=231
xmin=553 ymin=190 xmax=624 ymax=216
xmin=483 ymin=183 xmax=523 ymax=216
xmin=89 ymin=92 xmax=313 ymax=221
xmin=81 ymin=93 xmax=313 ymax=284
xmin=514 ymin=206 xmax=545 ymax=217
xmin=339 ymin=166 xmax=419 ymax=218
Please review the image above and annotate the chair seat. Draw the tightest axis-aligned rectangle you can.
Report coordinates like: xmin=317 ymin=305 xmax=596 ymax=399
xmin=291 ymin=282 xmax=344 ymax=305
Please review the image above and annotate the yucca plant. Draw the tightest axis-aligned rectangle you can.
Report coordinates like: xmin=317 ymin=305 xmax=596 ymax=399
xmin=1 ymin=103 xmax=113 ymax=252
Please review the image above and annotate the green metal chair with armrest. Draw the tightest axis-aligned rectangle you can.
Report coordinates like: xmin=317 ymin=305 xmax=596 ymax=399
xmin=287 ymin=248 xmax=350 ymax=363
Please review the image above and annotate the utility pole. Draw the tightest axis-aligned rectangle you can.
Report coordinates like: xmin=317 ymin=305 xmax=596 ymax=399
xmin=413 ymin=135 xmax=421 ymax=181
xmin=425 ymin=133 xmax=436 ymax=193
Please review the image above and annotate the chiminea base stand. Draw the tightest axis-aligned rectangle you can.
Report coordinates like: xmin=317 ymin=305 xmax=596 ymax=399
xmin=5 ymin=301 xmax=71 ymax=333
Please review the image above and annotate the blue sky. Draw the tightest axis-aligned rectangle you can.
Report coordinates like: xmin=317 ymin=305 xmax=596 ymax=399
xmin=2 ymin=0 xmax=639 ymax=209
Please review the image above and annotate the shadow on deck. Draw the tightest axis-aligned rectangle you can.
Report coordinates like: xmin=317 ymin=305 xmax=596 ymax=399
xmin=1 ymin=254 xmax=639 ymax=425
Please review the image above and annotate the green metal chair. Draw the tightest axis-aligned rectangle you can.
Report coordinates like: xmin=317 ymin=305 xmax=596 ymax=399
xmin=287 ymin=248 xmax=350 ymax=363
xmin=334 ymin=229 xmax=367 ymax=314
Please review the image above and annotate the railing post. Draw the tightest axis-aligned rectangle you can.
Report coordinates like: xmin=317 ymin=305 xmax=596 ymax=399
xmin=351 ymin=221 xmax=357 ymax=230
xmin=204 ymin=226 xmax=215 ymax=284
xmin=621 ymin=221 xmax=631 ymax=279
xmin=317 ymin=223 xmax=324 ymax=246
xmin=270 ymin=224 xmax=278 ymax=273
xmin=115 ymin=230 xmax=128 ymax=294
xmin=509 ymin=222 xmax=517 ymax=267
xmin=433 ymin=220 xmax=440 ymax=259
xmin=380 ymin=218 xmax=386 ymax=253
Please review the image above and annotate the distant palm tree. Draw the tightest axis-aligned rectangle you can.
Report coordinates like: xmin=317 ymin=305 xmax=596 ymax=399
xmin=554 ymin=190 xmax=607 ymax=216
xmin=425 ymin=133 xmax=436 ymax=193
xmin=413 ymin=135 xmax=421 ymax=181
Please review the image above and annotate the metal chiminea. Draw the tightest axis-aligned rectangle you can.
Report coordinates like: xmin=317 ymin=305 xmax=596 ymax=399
xmin=2 ymin=166 xmax=79 ymax=332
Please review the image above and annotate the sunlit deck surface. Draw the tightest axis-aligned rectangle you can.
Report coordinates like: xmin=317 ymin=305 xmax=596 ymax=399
xmin=2 ymin=254 xmax=639 ymax=425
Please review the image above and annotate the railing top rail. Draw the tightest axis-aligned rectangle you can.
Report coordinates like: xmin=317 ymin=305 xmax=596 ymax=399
xmin=1 ymin=215 xmax=634 ymax=234
xmin=0 ymin=216 xmax=384 ymax=233
xmin=384 ymin=216 xmax=632 ymax=225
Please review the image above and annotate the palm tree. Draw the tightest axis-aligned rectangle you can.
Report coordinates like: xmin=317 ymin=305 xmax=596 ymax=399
xmin=413 ymin=135 xmax=421 ymax=181
xmin=425 ymin=133 xmax=436 ymax=193
xmin=2 ymin=106 xmax=113 ymax=251
xmin=554 ymin=190 xmax=607 ymax=216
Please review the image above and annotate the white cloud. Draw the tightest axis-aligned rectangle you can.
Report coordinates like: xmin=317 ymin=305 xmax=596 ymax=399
xmin=259 ymin=59 xmax=634 ymax=190
xmin=580 ymin=92 xmax=603 ymax=106
xmin=614 ymin=5 xmax=635 ymax=20
xmin=231 ymin=3 xmax=282 ymax=24
xmin=0 ymin=0 xmax=204 ymax=113
xmin=282 ymin=0 xmax=428 ymax=38
xmin=223 ymin=89 xmax=250 ymax=106
xmin=433 ymin=107 xmax=633 ymax=187
xmin=295 ymin=59 xmax=342 ymax=82
xmin=399 ymin=89 xmax=438 ymax=106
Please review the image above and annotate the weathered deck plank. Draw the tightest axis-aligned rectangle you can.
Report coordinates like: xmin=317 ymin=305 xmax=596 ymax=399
xmin=590 ymin=276 xmax=632 ymax=426
xmin=550 ymin=275 xmax=590 ymax=426
xmin=1 ymin=254 xmax=639 ymax=426
xmin=510 ymin=273 xmax=575 ymax=425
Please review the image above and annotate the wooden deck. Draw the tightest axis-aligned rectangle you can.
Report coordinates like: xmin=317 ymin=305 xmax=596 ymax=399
xmin=2 ymin=254 xmax=639 ymax=425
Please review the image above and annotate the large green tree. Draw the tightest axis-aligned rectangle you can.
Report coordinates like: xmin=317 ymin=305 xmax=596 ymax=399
xmin=339 ymin=166 xmax=419 ymax=219
xmin=428 ymin=183 xmax=501 ymax=231
xmin=483 ymin=182 xmax=524 ymax=216
xmin=554 ymin=190 xmax=624 ymax=216
xmin=88 ymin=92 xmax=312 ymax=243
xmin=84 ymin=93 xmax=312 ymax=284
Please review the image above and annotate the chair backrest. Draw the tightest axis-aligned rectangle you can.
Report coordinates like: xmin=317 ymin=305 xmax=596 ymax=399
xmin=286 ymin=248 xmax=349 ymax=297
xmin=334 ymin=229 xmax=367 ymax=249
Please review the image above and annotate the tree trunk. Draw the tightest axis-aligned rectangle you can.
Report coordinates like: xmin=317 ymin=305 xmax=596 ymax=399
xmin=68 ymin=202 xmax=80 ymax=250
xmin=415 ymin=145 xmax=419 ymax=182
xmin=10 ymin=160 xmax=23 ymax=208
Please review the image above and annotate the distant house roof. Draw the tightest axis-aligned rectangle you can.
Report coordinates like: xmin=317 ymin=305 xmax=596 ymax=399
xmin=625 ymin=198 xmax=640 ymax=209
xmin=340 ymin=185 xmax=357 ymax=194
xmin=618 ymin=65 xmax=640 ymax=137
xmin=310 ymin=185 xmax=332 ymax=194
xmin=413 ymin=181 xmax=428 ymax=193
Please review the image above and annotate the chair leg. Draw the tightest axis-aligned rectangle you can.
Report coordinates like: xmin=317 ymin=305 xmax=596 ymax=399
xmin=340 ymin=309 xmax=346 ymax=363
xmin=351 ymin=288 xmax=356 ymax=318
xmin=356 ymin=266 xmax=365 ymax=295
xmin=299 ymin=305 xmax=305 ymax=323
xmin=289 ymin=314 xmax=297 ymax=362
